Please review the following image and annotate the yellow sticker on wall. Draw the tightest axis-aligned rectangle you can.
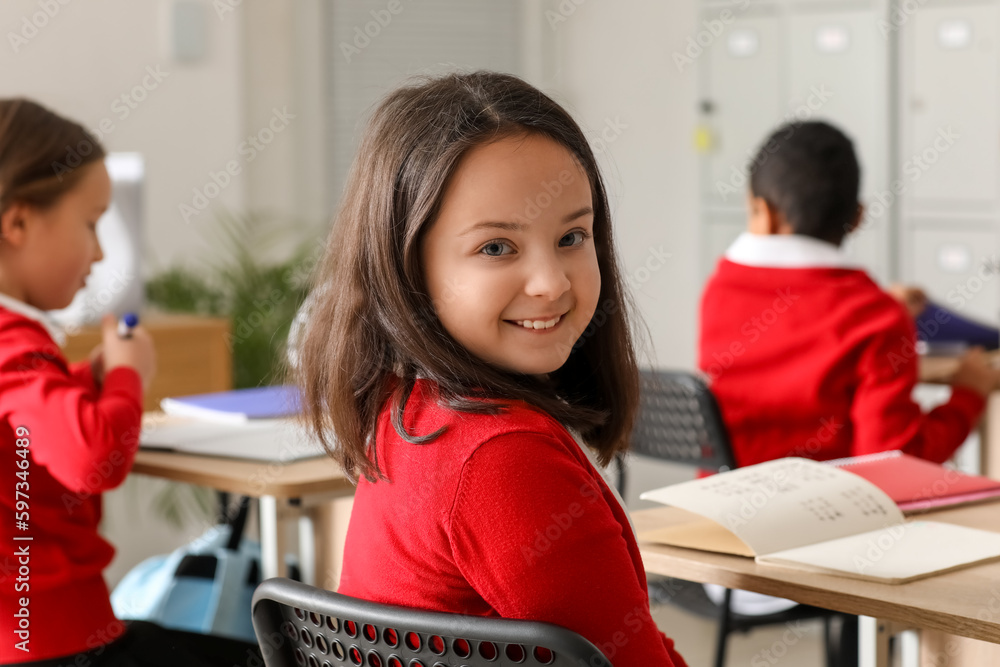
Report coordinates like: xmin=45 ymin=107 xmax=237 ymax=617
xmin=694 ymin=125 xmax=714 ymax=153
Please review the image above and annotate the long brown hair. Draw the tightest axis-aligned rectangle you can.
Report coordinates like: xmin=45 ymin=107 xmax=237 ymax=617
xmin=298 ymin=71 xmax=639 ymax=482
xmin=0 ymin=98 xmax=106 ymax=215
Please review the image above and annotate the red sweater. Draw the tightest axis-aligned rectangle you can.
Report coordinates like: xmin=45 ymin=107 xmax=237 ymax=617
xmin=699 ymin=259 xmax=985 ymax=467
xmin=0 ymin=306 xmax=143 ymax=663
xmin=339 ymin=380 xmax=688 ymax=666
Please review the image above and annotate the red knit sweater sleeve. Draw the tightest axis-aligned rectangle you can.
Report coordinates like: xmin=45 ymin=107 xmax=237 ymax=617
xmin=448 ymin=432 xmax=686 ymax=667
xmin=0 ymin=338 xmax=142 ymax=494
xmin=69 ymin=359 xmax=99 ymax=393
xmin=851 ymin=310 xmax=985 ymax=464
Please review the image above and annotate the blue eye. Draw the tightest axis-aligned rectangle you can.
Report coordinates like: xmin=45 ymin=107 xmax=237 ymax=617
xmin=480 ymin=240 xmax=513 ymax=257
xmin=559 ymin=230 xmax=590 ymax=247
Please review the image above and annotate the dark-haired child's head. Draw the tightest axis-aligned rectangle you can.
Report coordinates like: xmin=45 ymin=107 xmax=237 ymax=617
xmin=297 ymin=70 xmax=640 ymax=480
xmin=748 ymin=120 xmax=861 ymax=246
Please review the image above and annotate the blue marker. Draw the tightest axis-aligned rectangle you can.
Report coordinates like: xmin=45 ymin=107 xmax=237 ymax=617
xmin=117 ymin=312 xmax=139 ymax=339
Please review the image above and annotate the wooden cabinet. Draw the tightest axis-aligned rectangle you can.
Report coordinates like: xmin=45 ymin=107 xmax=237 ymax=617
xmin=63 ymin=313 xmax=232 ymax=411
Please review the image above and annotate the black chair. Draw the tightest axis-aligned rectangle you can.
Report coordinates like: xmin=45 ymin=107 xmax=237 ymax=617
xmin=628 ymin=369 xmax=858 ymax=667
xmin=251 ymin=578 xmax=612 ymax=667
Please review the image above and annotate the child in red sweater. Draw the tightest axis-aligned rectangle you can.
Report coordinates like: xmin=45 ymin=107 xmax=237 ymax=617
xmin=0 ymin=99 xmax=257 ymax=666
xmin=699 ymin=120 xmax=1000 ymax=467
xmin=296 ymin=72 xmax=689 ymax=666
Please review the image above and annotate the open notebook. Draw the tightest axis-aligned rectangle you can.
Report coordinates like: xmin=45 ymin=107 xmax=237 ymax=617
xmin=639 ymin=458 xmax=1000 ymax=584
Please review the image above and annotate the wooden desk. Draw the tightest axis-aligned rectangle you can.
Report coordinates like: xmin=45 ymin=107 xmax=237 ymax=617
xmin=132 ymin=449 xmax=351 ymax=499
xmin=135 ymin=416 xmax=354 ymax=585
xmin=637 ymin=503 xmax=1000 ymax=664
xmin=919 ymin=354 xmax=1000 ymax=479
xmin=64 ymin=313 xmax=232 ymax=411
xmin=918 ymin=356 xmax=965 ymax=384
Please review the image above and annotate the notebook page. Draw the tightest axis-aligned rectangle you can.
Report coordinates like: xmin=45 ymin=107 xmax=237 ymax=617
xmin=756 ymin=521 xmax=1000 ymax=583
xmin=640 ymin=458 xmax=904 ymax=555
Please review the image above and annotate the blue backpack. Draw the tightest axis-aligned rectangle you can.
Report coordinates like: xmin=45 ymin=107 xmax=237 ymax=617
xmin=111 ymin=501 xmax=262 ymax=642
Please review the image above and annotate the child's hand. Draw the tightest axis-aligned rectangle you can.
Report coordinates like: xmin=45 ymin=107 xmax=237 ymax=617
xmin=88 ymin=343 xmax=105 ymax=386
xmin=100 ymin=314 xmax=157 ymax=393
xmin=950 ymin=347 xmax=1000 ymax=398
xmin=887 ymin=283 xmax=929 ymax=319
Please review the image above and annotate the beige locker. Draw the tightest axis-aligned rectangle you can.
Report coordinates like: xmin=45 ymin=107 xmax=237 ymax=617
xmin=907 ymin=225 xmax=1000 ymax=324
xmin=701 ymin=7 xmax=783 ymax=206
xmin=903 ymin=3 xmax=1000 ymax=208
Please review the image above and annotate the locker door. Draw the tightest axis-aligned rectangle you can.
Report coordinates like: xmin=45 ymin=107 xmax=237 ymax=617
xmin=905 ymin=3 xmax=1000 ymax=207
xmin=910 ymin=226 xmax=1000 ymax=325
xmin=701 ymin=9 xmax=782 ymax=207
xmin=787 ymin=5 xmax=890 ymax=281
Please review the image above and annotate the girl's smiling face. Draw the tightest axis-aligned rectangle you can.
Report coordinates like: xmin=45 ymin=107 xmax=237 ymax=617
xmin=421 ymin=132 xmax=600 ymax=376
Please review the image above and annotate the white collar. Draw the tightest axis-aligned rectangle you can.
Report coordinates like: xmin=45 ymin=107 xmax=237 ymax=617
xmin=0 ymin=293 xmax=67 ymax=346
xmin=725 ymin=232 xmax=858 ymax=269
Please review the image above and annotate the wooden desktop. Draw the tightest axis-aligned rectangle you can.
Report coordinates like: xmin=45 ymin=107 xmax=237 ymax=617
xmin=920 ymin=353 xmax=1000 ymax=480
xmin=637 ymin=500 xmax=1000 ymax=667
xmin=637 ymin=503 xmax=1000 ymax=644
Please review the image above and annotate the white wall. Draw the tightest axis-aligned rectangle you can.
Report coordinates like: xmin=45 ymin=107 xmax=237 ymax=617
xmin=545 ymin=0 xmax=701 ymax=371
xmin=541 ymin=0 xmax=703 ymax=502
xmin=0 ymin=0 xmax=246 ymax=273
xmin=0 ymin=0 xmax=702 ymax=365
xmin=2 ymin=0 xmax=704 ymax=579
xmin=240 ymin=0 xmax=332 ymax=262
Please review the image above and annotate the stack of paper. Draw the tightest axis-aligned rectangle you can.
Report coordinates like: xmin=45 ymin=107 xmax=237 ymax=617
xmin=150 ymin=385 xmax=323 ymax=461
xmin=141 ymin=417 xmax=325 ymax=462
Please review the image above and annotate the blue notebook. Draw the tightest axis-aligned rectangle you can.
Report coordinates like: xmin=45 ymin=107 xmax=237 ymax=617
xmin=916 ymin=302 xmax=1000 ymax=352
xmin=160 ymin=385 xmax=302 ymax=424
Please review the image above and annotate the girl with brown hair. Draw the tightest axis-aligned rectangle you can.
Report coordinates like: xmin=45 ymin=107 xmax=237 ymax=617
xmin=0 ymin=98 xmax=257 ymax=667
xmin=297 ymin=72 xmax=688 ymax=666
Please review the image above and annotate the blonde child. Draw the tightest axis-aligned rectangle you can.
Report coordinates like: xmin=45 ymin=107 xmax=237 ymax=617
xmin=297 ymin=72 xmax=688 ymax=666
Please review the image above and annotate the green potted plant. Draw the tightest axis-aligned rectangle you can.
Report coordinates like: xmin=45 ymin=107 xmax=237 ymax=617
xmin=146 ymin=210 xmax=319 ymax=389
xmin=139 ymin=211 xmax=321 ymax=527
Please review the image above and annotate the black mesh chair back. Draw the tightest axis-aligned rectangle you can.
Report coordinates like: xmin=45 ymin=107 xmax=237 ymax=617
xmin=630 ymin=369 xmax=736 ymax=473
xmin=252 ymin=578 xmax=612 ymax=667
xmin=629 ymin=368 xmax=858 ymax=667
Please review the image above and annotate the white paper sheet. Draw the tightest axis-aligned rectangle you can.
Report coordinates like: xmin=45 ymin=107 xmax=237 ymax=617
xmin=757 ymin=521 xmax=1000 ymax=583
xmin=140 ymin=417 xmax=326 ymax=462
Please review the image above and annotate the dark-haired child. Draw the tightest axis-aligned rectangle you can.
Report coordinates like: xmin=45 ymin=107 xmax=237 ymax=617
xmin=0 ymin=98 xmax=259 ymax=667
xmin=297 ymin=72 xmax=689 ymax=666
xmin=699 ymin=120 xmax=1000 ymax=467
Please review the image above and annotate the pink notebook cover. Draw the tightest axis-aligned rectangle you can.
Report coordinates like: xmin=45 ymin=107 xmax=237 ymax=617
xmin=827 ymin=451 xmax=1000 ymax=514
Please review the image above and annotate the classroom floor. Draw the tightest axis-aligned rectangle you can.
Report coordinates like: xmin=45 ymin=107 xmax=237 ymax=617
xmin=650 ymin=600 xmax=827 ymax=667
